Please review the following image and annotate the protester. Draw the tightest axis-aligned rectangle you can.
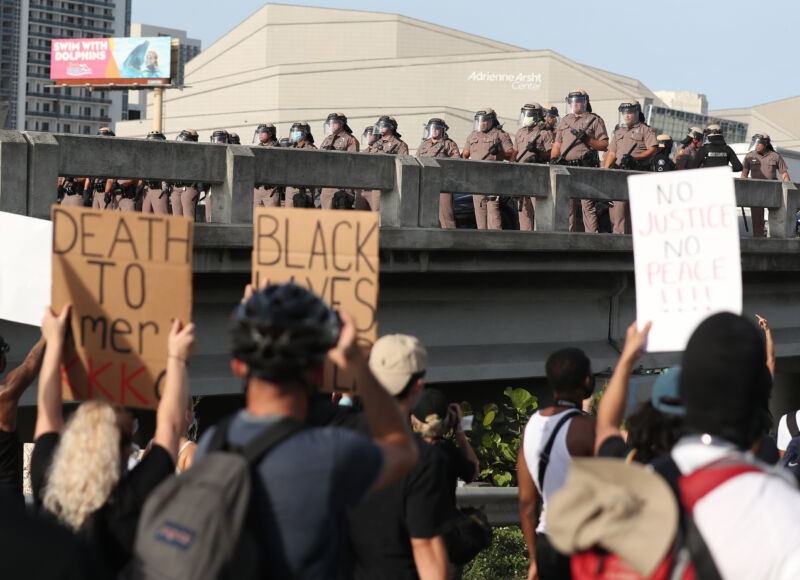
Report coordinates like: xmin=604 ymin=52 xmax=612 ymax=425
xmin=184 ymin=284 xmax=418 ymax=579
xmin=411 ymin=387 xmax=481 ymax=579
xmin=594 ymin=321 xmax=687 ymax=464
xmin=343 ymin=334 xmax=449 ymax=580
xmin=175 ymin=394 xmax=198 ymax=473
xmin=662 ymin=312 xmax=800 ymax=579
xmin=0 ymin=331 xmax=45 ymax=503
xmin=30 ymin=304 xmax=195 ymax=574
xmin=517 ymin=347 xmax=596 ymax=580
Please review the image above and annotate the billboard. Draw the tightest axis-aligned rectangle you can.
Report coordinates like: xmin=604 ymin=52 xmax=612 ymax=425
xmin=50 ymin=37 xmax=172 ymax=85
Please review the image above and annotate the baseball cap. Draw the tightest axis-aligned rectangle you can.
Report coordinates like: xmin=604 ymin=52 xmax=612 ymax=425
xmin=368 ymin=334 xmax=427 ymax=396
xmin=651 ymin=367 xmax=685 ymax=416
xmin=547 ymin=458 xmax=678 ymax=577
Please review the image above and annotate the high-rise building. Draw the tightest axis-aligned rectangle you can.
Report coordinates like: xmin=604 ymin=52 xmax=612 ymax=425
xmin=126 ymin=23 xmax=201 ymax=121
xmin=0 ymin=0 xmax=131 ymax=133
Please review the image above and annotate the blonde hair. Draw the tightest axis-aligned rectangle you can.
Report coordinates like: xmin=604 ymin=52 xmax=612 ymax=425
xmin=42 ymin=401 xmax=130 ymax=531
xmin=411 ymin=412 xmax=452 ymax=439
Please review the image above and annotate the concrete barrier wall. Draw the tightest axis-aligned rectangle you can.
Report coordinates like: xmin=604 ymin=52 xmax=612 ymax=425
xmin=1 ymin=130 xmax=798 ymax=237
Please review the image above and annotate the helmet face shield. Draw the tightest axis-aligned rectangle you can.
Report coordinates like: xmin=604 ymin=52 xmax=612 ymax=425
xmin=473 ymin=114 xmax=495 ymax=133
xmin=253 ymin=125 xmax=275 ymax=144
xmin=324 ymin=118 xmax=343 ymax=137
xmin=518 ymin=106 xmax=543 ymax=128
xmin=176 ymin=129 xmax=198 ymax=142
xmin=748 ymin=134 xmax=770 ymax=152
xmin=566 ymin=94 xmax=588 ymax=115
xmin=211 ymin=131 xmax=228 ymax=144
xmin=423 ymin=120 xmax=447 ymax=141
xmin=374 ymin=119 xmax=393 ymax=137
xmin=289 ymin=124 xmax=305 ymax=144
xmin=361 ymin=127 xmax=376 ymax=149
xmin=618 ymin=103 xmax=641 ymax=128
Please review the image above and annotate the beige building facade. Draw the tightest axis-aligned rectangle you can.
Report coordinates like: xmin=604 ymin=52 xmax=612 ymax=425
xmin=114 ymin=3 xmax=667 ymax=151
xmin=711 ymin=95 xmax=800 ymax=149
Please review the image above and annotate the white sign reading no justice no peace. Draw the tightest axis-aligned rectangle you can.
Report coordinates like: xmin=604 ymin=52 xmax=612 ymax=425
xmin=628 ymin=166 xmax=742 ymax=352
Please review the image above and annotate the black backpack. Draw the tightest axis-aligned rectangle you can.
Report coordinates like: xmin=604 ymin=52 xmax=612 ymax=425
xmin=123 ymin=416 xmax=304 ymax=580
xmin=782 ymin=412 xmax=800 ymax=473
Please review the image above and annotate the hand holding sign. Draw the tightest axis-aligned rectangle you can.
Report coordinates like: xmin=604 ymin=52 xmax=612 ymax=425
xmin=628 ymin=167 xmax=742 ymax=352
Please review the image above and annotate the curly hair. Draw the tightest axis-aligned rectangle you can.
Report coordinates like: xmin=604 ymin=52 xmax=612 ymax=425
xmin=42 ymin=401 xmax=131 ymax=531
xmin=625 ymin=401 xmax=686 ymax=464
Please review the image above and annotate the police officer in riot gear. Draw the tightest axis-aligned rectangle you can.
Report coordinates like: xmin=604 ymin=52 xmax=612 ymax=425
xmin=689 ymin=125 xmax=743 ymax=172
xmin=675 ymin=126 xmax=704 ymax=170
xmin=87 ymin=127 xmax=120 ymax=209
xmin=171 ymin=129 xmax=201 ymax=219
xmin=361 ymin=125 xmax=377 ymax=150
xmin=360 ymin=116 xmax=409 ymax=212
xmin=320 ymin=112 xmax=359 ymax=209
xmin=252 ymin=124 xmax=276 ymax=145
xmin=550 ymin=89 xmax=609 ymax=232
xmin=138 ymin=131 xmax=169 ymax=214
xmin=417 ymin=118 xmax=461 ymax=228
xmin=651 ymin=135 xmax=676 ymax=172
xmin=462 ymin=107 xmax=515 ymax=230
xmin=284 ymin=122 xmax=318 ymax=208
xmin=514 ymin=103 xmax=550 ymax=231
xmin=211 ymin=130 xmax=230 ymax=144
xmin=228 ymin=132 xmax=241 ymax=145
xmin=742 ymin=133 xmax=791 ymax=237
xmin=58 ymin=176 xmax=85 ymax=207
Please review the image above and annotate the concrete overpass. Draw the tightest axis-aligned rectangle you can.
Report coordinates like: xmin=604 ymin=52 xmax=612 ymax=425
xmin=2 ymin=130 xmax=800 ymax=429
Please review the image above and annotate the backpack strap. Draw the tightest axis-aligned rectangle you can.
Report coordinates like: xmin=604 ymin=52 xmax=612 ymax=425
xmin=206 ymin=414 xmax=306 ymax=464
xmin=788 ymin=411 xmax=800 ymax=439
xmin=537 ymin=410 xmax=581 ymax=493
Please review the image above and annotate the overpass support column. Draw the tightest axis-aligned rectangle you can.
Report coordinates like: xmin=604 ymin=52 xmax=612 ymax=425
xmin=416 ymin=157 xmax=442 ymax=228
xmin=0 ymin=131 xmax=29 ymax=215
xmin=210 ymin=144 xmax=254 ymax=225
xmin=381 ymin=156 xmax=422 ymax=227
xmin=768 ymin=180 xmax=800 ymax=238
xmin=534 ymin=166 xmax=569 ymax=232
xmin=23 ymin=132 xmax=60 ymax=220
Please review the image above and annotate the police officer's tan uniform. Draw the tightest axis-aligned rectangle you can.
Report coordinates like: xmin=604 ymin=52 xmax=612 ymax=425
xmin=285 ymin=139 xmax=317 ymax=208
xmin=141 ymin=179 xmax=170 ymax=214
xmin=606 ymin=122 xmax=657 ymax=233
xmin=514 ymin=125 xmax=554 ymax=230
xmin=743 ymin=142 xmax=790 ymax=237
xmin=320 ymin=132 xmax=359 ymax=209
xmin=359 ymin=134 xmax=409 ymax=212
xmin=675 ymin=127 xmax=704 ymax=170
xmin=170 ymin=182 xmax=199 ymax=219
xmin=254 ymin=138 xmax=281 ymax=208
xmin=417 ymin=137 xmax=461 ymax=228
xmin=90 ymin=178 xmax=113 ymax=209
xmin=554 ymin=113 xmax=608 ymax=232
xmin=463 ymin=127 xmax=514 ymax=230
xmin=115 ymin=180 xmax=138 ymax=212
xmin=58 ymin=177 xmax=84 ymax=207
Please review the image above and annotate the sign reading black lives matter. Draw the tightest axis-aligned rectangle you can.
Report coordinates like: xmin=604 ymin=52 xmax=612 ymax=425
xmin=252 ymin=208 xmax=379 ymax=393
xmin=51 ymin=206 xmax=193 ymax=409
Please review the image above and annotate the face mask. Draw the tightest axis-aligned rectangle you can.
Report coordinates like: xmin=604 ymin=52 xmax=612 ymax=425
xmin=290 ymin=131 xmax=303 ymax=142
xmin=523 ymin=116 xmax=536 ymax=128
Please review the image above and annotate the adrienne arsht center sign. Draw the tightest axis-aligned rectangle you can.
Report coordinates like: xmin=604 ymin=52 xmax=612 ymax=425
xmin=50 ymin=36 xmax=172 ymax=86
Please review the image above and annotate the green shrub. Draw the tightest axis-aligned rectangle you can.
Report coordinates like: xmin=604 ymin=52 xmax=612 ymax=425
xmin=462 ymin=526 xmax=529 ymax=579
xmin=464 ymin=387 xmax=538 ymax=487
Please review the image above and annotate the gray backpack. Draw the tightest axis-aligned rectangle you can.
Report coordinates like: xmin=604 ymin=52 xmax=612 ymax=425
xmin=123 ymin=416 xmax=304 ymax=580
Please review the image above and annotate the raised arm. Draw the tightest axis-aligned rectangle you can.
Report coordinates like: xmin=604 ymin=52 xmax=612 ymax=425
xmin=0 ymin=335 xmax=46 ymax=432
xmin=34 ymin=305 xmax=71 ymax=439
xmin=152 ymin=319 xmax=195 ymax=463
xmin=328 ymin=310 xmax=418 ymax=492
xmin=756 ymin=314 xmax=775 ymax=377
xmin=517 ymin=447 xmax=540 ymax=580
xmin=595 ymin=321 xmax=651 ymax=455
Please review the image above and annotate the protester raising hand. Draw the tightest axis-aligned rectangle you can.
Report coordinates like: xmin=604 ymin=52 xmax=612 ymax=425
xmin=755 ymin=314 xmax=775 ymax=377
xmin=594 ymin=321 xmax=651 ymax=455
xmin=34 ymin=304 xmax=71 ymax=439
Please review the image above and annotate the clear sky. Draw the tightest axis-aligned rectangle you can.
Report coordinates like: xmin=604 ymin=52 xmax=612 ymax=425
xmin=131 ymin=0 xmax=798 ymax=111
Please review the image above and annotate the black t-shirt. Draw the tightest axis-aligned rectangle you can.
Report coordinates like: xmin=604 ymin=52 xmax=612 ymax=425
xmin=31 ymin=432 xmax=174 ymax=574
xmin=430 ymin=438 xmax=476 ymax=511
xmin=344 ymin=435 xmax=449 ymax=580
xmin=0 ymin=429 xmax=23 ymax=504
xmin=597 ymin=435 xmax=643 ymax=463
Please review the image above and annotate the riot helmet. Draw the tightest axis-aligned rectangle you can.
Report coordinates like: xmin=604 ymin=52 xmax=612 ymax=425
xmin=289 ymin=121 xmax=310 ymax=145
xmin=176 ymin=128 xmax=199 ymax=142
xmin=566 ymin=89 xmax=592 ymax=114
xmin=618 ymin=100 xmax=642 ymax=128
xmin=704 ymin=124 xmax=724 ymax=144
xmin=253 ymin=123 xmax=276 ymax=144
xmin=278 ymin=137 xmax=292 ymax=148
xmin=361 ymin=125 xmax=377 ymax=149
xmin=97 ymin=126 xmax=115 ymax=137
xmin=228 ymin=132 xmax=241 ymax=144
xmin=687 ymin=126 xmax=704 ymax=143
xmin=324 ymin=112 xmax=351 ymax=137
xmin=657 ymin=134 xmax=673 ymax=151
xmin=374 ymin=116 xmax=400 ymax=139
xmin=473 ymin=107 xmax=498 ymax=132
xmin=210 ymin=130 xmax=229 ymax=144
xmin=542 ymin=104 xmax=560 ymax=128
xmin=229 ymin=282 xmax=341 ymax=384
xmin=748 ymin=133 xmax=772 ymax=153
xmin=146 ymin=130 xmax=166 ymax=141
xmin=423 ymin=118 xmax=449 ymax=141
xmin=518 ymin=103 xmax=543 ymax=128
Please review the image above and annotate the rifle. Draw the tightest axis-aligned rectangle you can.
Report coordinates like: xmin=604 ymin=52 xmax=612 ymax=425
xmin=552 ymin=115 xmax=597 ymax=165
xmin=516 ymin=130 xmax=543 ymax=163
xmin=481 ymin=138 xmax=501 ymax=160
xmin=617 ymin=142 xmax=639 ymax=170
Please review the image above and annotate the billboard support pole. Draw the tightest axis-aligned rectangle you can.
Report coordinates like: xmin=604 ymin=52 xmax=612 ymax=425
xmin=153 ymin=87 xmax=163 ymax=133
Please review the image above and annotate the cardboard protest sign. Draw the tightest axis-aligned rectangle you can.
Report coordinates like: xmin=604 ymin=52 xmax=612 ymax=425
xmin=0 ymin=212 xmax=52 ymax=326
xmin=252 ymin=208 xmax=379 ymax=392
xmin=628 ymin=166 xmax=742 ymax=352
xmin=51 ymin=206 xmax=193 ymax=409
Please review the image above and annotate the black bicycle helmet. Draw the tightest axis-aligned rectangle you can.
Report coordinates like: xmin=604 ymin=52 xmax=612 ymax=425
xmin=229 ymin=283 xmax=341 ymax=382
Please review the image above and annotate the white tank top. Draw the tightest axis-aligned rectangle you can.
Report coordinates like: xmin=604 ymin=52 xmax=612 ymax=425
xmin=523 ymin=410 xmax=577 ymax=533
